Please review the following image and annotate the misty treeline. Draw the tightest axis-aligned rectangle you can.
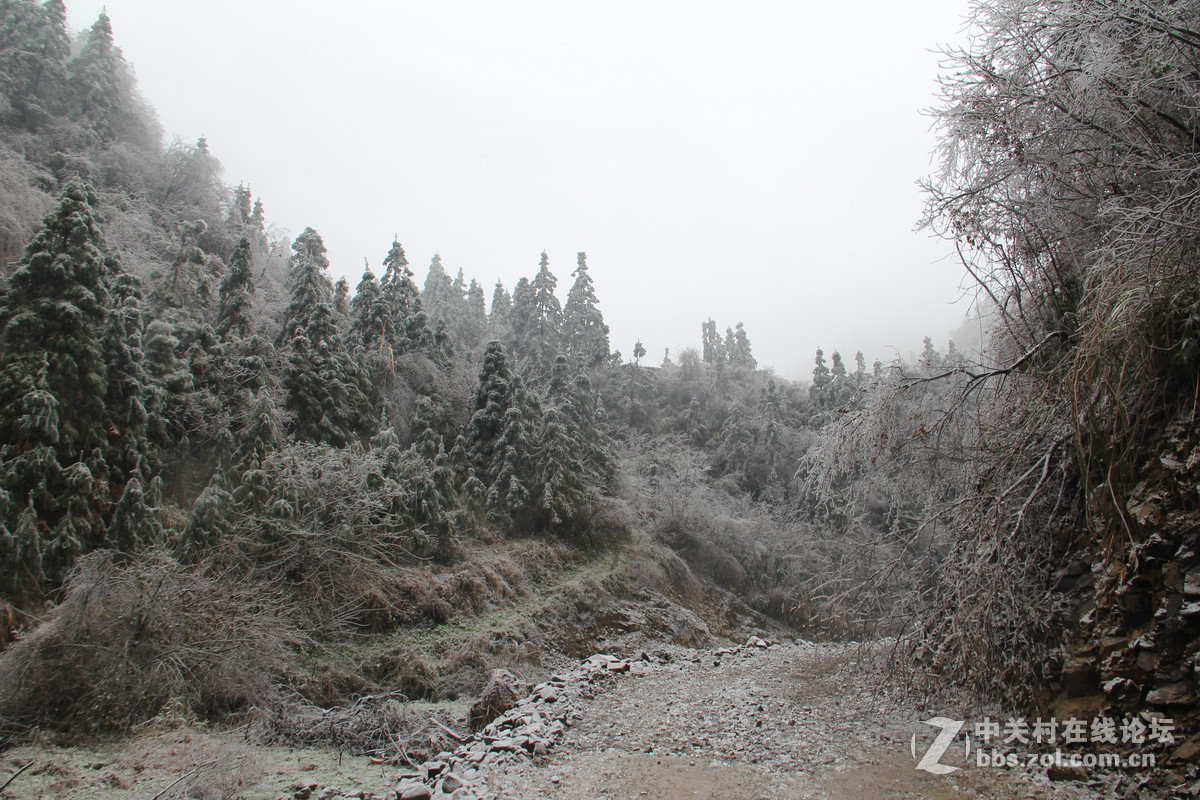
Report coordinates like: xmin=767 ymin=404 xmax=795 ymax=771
xmin=1 ymin=0 xmax=1197 ymax=739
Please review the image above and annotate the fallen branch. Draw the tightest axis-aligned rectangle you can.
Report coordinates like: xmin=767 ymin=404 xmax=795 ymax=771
xmin=147 ymin=758 xmax=219 ymax=800
xmin=0 ymin=762 xmax=32 ymax=795
xmin=900 ymin=330 xmax=1066 ymax=389
xmin=429 ymin=717 xmax=466 ymax=742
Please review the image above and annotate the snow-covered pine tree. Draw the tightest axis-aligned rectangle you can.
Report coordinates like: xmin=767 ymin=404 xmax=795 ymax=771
xmin=535 ymin=355 xmax=591 ymax=532
xmin=333 ymin=277 xmax=349 ymax=317
xmin=0 ymin=0 xmax=70 ymax=128
xmin=569 ymin=371 xmax=615 ymax=484
xmin=379 ymin=237 xmax=424 ymax=355
xmin=215 ymin=235 xmax=255 ymax=342
xmin=728 ymin=322 xmax=756 ymax=369
xmin=369 ymin=404 xmax=404 ymax=483
xmin=536 ymin=404 xmax=588 ymax=531
xmin=181 ymin=465 xmax=235 ymax=553
xmin=466 ymin=340 xmax=514 ymax=484
xmin=632 ymin=339 xmax=647 ymax=365
xmin=106 ymin=476 xmax=161 ymax=553
xmin=232 ymin=387 xmax=283 ymax=470
xmin=810 ymin=347 xmax=831 ymax=409
xmin=529 ymin=251 xmax=563 ymax=365
xmin=508 ymin=276 xmax=535 ymax=359
xmin=562 ymin=251 xmax=609 ymax=369
xmin=490 ymin=280 xmax=512 ymax=332
xmin=226 ymin=183 xmax=253 ymax=231
xmin=486 ymin=378 xmax=540 ymax=530
xmin=465 ymin=277 xmax=487 ymax=348
xmin=348 ymin=265 xmax=387 ymax=354
xmin=277 ymin=227 xmax=371 ymax=447
xmin=421 ymin=254 xmax=460 ymax=333
xmin=0 ymin=181 xmax=147 ymax=592
xmin=701 ymin=319 xmax=723 ymax=364
xmin=66 ymin=10 xmax=157 ymax=146
xmin=100 ymin=263 xmax=153 ymax=489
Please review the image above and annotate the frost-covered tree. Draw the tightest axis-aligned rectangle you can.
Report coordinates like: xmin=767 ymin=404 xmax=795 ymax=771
xmin=508 ymin=276 xmax=534 ymax=358
xmin=348 ymin=266 xmax=387 ymax=353
xmin=830 ymin=350 xmax=846 ymax=381
xmin=379 ymin=239 xmax=419 ymax=333
xmin=489 ymin=280 xmax=512 ymax=331
xmin=0 ymin=182 xmax=136 ymax=592
xmin=811 ymin=347 xmax=830 ymax=392
xmin=568 ymin=372 xmax=615 ymax=484
xmin=182 ymin=466 xmax=235 ymax=552
xmin=226 ymin=183 xmax=253 ymax=230
xmin=632 ymin=339 xmax=646 ymax=365
xmin=277 ymin=227 xmax=371 ymax=446
xmin=421 ymin=254 xmax=460 ymax=332
xmin=531 ymin=355 xmax=609 ymax=532
xmin=728 ymin=322 xmax=756 ymax=369
xmin=529 ymin=251 xmax=563 ymax=364
xmin=465 ymin=277 xmax=487 ymax=347
xmin=562 ymin=251 xmax=609 ymax=368
xmin=0 ymin=0 xmax=70 ymax=127
xmin=701 ymin=319 xmax=724 ymax=365
xmin=536 ymin=404 xmax=588 ymax=530
xmin=0 ymin=181 xmax=109 ymax=469
xmin=66 ymin=9 xmax=158 ymax=147
xmin=153 ymin=218 xmax=210 ymax=315
xmin=486 ymin=379 xmax=539 ymax=530
xmin=466 ymin=340 xmax=515 ymax=484
xmin=333 ymin=276 xmax=349 ymax=317
xmin=100 ymin=266 xmax=153 ymax=486
xmin=215 ymin=235 xmax=255 ymax=342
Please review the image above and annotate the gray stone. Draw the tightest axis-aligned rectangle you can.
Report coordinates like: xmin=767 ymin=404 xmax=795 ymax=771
xmin=396 ymin=783 xmax=433 ymax=800
xmin=1146 ymin=681 xmax=1196 ymax=705
xmin=491 ymin=736 xmax=522 ymax=751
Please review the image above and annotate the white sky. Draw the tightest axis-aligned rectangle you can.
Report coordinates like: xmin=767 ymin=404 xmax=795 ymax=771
xmin=66 ymin=0 xmax=977 ymax=380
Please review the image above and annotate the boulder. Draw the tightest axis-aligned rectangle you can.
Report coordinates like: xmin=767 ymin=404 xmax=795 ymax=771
xmin=395 ymin=782 xmax=433 ymax=800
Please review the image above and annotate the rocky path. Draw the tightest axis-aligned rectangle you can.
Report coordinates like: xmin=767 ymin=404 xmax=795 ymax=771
xmin=472 ymin=640 xmax=1103 ymax=800
xmin=0 ymin=640 xmax=1139 ymax=800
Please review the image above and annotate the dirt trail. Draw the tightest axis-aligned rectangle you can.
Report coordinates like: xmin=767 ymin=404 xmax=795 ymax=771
xmin=0 ymin=642 xmax=1117 ymax=799
xmin=485 ymin=642 xmax=1101 ymax=800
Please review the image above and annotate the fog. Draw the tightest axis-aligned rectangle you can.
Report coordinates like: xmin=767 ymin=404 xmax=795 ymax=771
xmin=65 ymin=0 xmax=976 ymax=379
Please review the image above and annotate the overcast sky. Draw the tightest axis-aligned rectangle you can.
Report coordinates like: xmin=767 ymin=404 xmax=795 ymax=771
xmin=66 ymin=0 xmax=976 ymax=380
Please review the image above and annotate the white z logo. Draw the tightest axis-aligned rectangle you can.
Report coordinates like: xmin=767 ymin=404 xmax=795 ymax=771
xmin=911 ymin=717 xmax=965 ymax=774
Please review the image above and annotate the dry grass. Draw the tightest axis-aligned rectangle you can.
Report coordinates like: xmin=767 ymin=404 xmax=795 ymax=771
xmin=0 ymin=550 xmax=301 ymax=738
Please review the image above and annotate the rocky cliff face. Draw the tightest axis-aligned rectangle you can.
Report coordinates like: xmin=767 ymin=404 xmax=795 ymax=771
xmin=1052 ymin=414 xmax=1200 ymax=774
